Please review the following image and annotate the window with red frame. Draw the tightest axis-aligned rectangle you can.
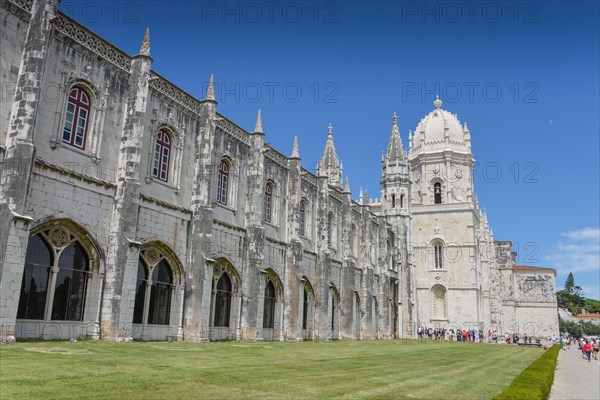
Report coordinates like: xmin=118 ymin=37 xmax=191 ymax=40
xmin=152 ymin=130 xmax=171 ymax=182
xmin=299 ymin=200 xmax=306 ymax=236
xmin=217 ymin=160 xmax=229 ymax=205
xmin=62 ymin=87 xmax=91 ymax=149
xmin=264 ymin=183 xmax=273 ymax=223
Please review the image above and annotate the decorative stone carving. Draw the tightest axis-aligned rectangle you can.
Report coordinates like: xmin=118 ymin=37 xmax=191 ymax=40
xmin=517 ymin=274 xmax=554 ymax=302
xmin=144 ymin=247 xmax=161 ymax=266
xmin=48 ymin=227 xmax=70 ymax=247
xmin=54 ymin=15 xmax=132 ymax=71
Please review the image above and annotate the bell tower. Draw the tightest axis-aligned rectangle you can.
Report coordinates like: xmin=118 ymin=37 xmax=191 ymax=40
xmin=380 ymin=112 xmax=415 ymax=337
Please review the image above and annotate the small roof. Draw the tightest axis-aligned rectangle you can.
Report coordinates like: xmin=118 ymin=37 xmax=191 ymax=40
xmin=513 ymin=265 xmax=556 ymax=272
xmin=575 ymin=314 xmax=600 ymax=318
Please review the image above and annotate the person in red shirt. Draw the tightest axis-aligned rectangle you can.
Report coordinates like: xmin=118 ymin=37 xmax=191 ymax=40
xmin=583 ymin=341 xmax=592 ymax=362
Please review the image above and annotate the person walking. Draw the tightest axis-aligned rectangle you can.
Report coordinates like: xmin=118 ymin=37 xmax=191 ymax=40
xmin=583 ymin=341 xmax=592 ymax=363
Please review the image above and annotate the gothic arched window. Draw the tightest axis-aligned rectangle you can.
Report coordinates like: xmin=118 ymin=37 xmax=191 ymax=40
xmin=434 ymin=242 xmax=443 ymax=270
xmin=264 ymin=182 xmax=273 ymax=223
xmin=299 ymin=200 xmax=306 ymax=236
xmin=400 ymin=194 xmax=405 ymax=208
xmin=391 ymin=194 xmax=396 ymax=208
xmin=17 ymin=231 xmax=90 ymax=322
xmin=217 ymin=159 xmax=230 ymax=205
xmin=263 ymin=280 xmax=276 ymax=329
xmin=214 ymin=273 xmax=232 ymax=327
xmin=62 ymin=87 xmax=91 ymax=149
xmin=434 ymin=182 xmax=442 ymax=204
xmin=133 ymin=257 xmax=173 ymax=326
xmin=152 ymin=130 xmax=171 ymax=182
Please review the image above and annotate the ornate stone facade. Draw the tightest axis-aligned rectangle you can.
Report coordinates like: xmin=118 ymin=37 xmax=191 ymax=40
xmin=0 ymin=0 xmax=558 ymax=341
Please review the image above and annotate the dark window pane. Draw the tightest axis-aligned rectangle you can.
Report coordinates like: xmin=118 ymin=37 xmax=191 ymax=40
xmin=133 ymin=260 xmax=147 ymax=324
xmin=52 ymin=242 xmax=89 ymax=321
xmin=263 ymin=281 xmax=276 ymax=329
xmin=302 ymin=288 xmax=308 ymax=330
xmin=148 ymin=282 xmax=171 ymax=325
xmin=214 ymin=274 xmax=232 ymax=327
xmin=18 ymin=235 xmax=53 ymax=320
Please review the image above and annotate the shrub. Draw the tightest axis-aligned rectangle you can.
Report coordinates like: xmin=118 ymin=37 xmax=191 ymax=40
xmin=493 ymin=345 xmax=560 ymax=400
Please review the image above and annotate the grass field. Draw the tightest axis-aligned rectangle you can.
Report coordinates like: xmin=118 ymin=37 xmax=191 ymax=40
xmin=0 ymin=340 xmax=545 ymax=399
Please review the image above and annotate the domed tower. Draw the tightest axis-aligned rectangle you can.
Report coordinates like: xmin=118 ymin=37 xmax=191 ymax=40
xmin=408 ymin=96 xmax=483 ymax=331
xmin=380 ymin=112 xmax=415 ymax=336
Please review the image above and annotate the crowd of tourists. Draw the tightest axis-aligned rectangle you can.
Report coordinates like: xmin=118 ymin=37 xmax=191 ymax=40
xmin=415 ymin=326 xmax=551 ymax=345
xmin=560 ymin=336 xmax=600 ymax=363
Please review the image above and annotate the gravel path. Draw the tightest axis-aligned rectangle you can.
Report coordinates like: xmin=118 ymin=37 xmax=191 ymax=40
xmin=549 ymin=346 xmax=600 ymax=400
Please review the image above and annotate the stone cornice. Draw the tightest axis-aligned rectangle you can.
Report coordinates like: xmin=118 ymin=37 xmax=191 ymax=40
xmin=2 ymin=0 xmax=32 ymax=20
xmin=213 ymin=218 xmax=247 ymax=233
xmin=34 ymin=157 xmax=115 ymax=189
xmin=264 ymin=147 xmax=289 ymax=170
xmin=215 ymin=115 xmax=251 ymax=146
xmin=53 ymin=13 xmax=132 ymax=72
xmin=139 ymin=194 xmax=192 ymax=214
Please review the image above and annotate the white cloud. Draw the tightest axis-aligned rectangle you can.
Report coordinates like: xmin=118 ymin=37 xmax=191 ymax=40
xmin=561 ymin=227 xmax=600 ymax=240
xmin=544 ymin=227 xmax=600 ymax=299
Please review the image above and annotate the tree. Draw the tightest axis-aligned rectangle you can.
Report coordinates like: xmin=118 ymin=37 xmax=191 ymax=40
xmin=564 ymin=272 xmax=575 ymax=294
xmin=584 ymin=298 xmax=600 ymax=314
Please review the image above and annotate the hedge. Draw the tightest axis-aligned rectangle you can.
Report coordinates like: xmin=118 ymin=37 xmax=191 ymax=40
xmin=493 ymin=345 xmax=560 ymax=400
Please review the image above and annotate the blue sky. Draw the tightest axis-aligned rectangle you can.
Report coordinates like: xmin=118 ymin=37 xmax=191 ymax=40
xmin=59 ymin=1 xmax=600 ymax=299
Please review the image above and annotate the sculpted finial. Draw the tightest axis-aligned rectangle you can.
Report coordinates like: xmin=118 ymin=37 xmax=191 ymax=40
xmin=139 ymin=27 xmax=151 ymax=56
xmin=291 ymin=136 xmax=300 ymax=158
xmin=255 ymin=110 xmax=263 ymax=133
xmin=205 ymin=74 xmax=215 ymax=101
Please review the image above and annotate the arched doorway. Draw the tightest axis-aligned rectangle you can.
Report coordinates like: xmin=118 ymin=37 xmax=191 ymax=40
xmin=16 ymin=222 xmax=101 ymax=339
xmin=210 ymin=258 xmax=241 ymax=341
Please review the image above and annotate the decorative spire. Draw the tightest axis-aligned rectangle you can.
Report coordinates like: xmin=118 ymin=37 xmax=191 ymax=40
xmin=385 ymin=112 xmax=405 ymax=161
xmin=319 ymin=122 xmax=342 ymax=187
xmin=344 ymin=176 xmax=350 ymax=193
xmin=359 ymin=187 xmax=364 ymax=204
xmin=290 ymin=136 xmax=300 ymax=158
xmin=408 ymin=129 xmax=413 ymax=150
xmin=205 ymin=74 xmax=215 ymax=101
xmin=139 ymin=27 xmax=151 ymax=56
xmin=434 ymin=95 xmax=443 ymax=109
xmin=254 ymin=109 xmax=263 ymax=133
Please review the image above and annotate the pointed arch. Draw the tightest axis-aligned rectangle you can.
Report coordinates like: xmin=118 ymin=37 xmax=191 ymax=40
xmin=139 ymin=241 xmax=184 ymax=285
xmin=300 ymin=276 xmax=315 ymax=340
xmin=133 ymin=242 xmax=183 ymax=329
xmin=431 ymin=284 xmax=448 ymax=320
xmin=17 ymin=219 xmax=102 ymax=338
xmin=29 ymin=217 xmax=102 ymax=274
xmin=328 ymin=283 xmax=341 ymax=340
xmin=262 ymin=268 xmax=283 ymax=341
xmin=210 ymin=257 xmax=242 ymax=340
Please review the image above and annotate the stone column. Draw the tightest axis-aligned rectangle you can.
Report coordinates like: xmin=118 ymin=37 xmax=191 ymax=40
xmin=239 ymin=113 xmax=265 ymax=340
xmin=182 ymin=80 xmax=217 ymax=341
xmin=100 ymin=31 xmax=152 ymax=340
xmin=284 ymin=139 xmax=302 ymax=340
xmin=0 ymin=0 xmax=58 ymax=339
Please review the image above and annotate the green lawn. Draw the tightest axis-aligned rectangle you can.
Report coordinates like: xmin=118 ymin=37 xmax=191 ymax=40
xmin=0 ymin=340 xmax=545 ymax=399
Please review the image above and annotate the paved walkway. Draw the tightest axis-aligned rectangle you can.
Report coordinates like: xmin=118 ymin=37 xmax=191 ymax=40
xmin=549 ymin=347 xmax=600 ymax=400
